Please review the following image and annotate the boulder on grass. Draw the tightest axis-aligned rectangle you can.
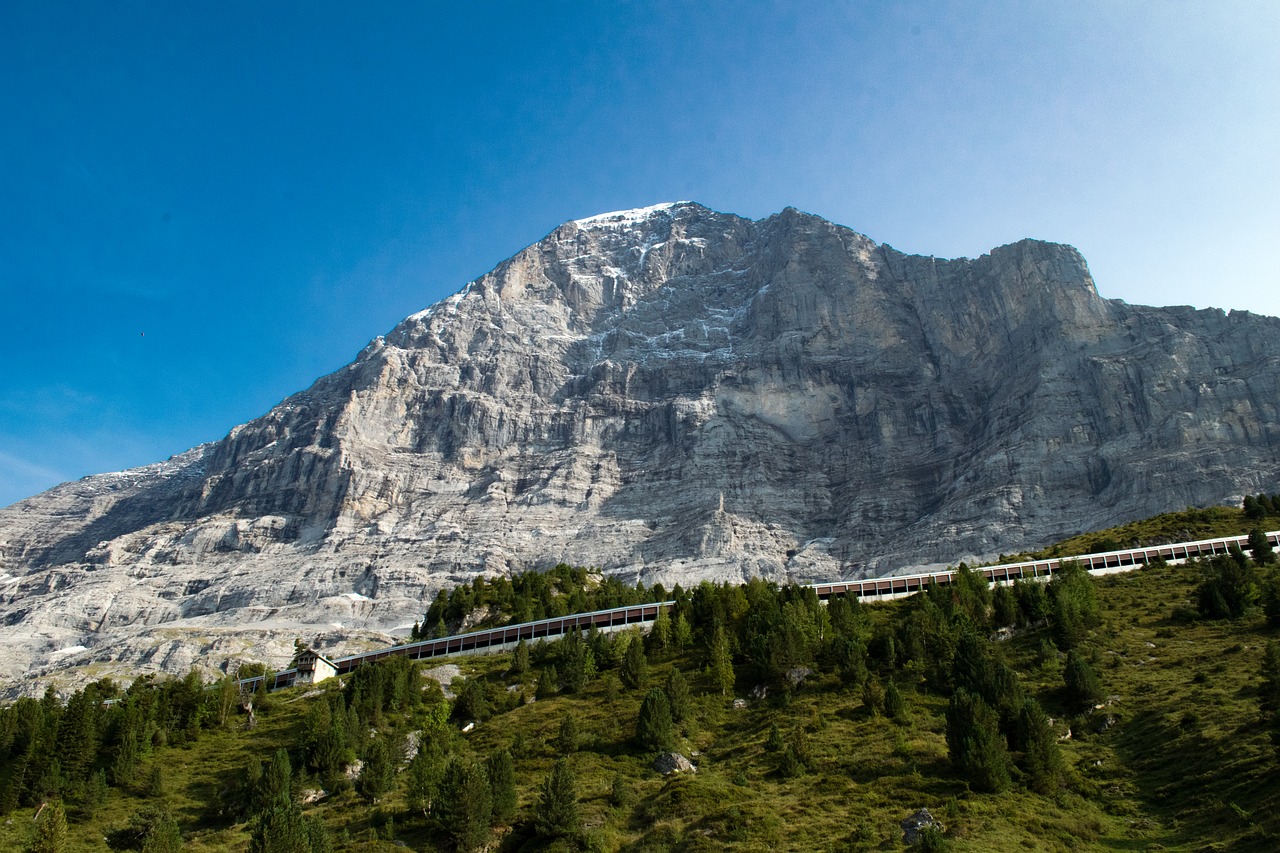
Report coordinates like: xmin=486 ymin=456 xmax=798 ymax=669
xmin=653 ymin=752 xmax=696 ymax=775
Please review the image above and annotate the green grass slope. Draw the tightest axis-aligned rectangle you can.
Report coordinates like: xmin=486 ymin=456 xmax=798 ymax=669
xmin=5 ymin=517 xmax=1280 ymax=851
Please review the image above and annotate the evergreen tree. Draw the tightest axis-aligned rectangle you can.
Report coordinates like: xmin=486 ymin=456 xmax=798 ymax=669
xmin=453 ymin=678 xmax=490 ymax=723
xmin=248 ymin=800 xmax=309 ymax=853
xmin=992 ymin=584 xmax=1018 ymax=628
xmin=709 ymin=625 xmax=735 ymax=696
xmin=764 ymin=722 xmax=784 ymax=753
xmin=139 ymin=809 xmax=183 ymax=853
xmin=635 ymin=688 xmax=675 ymax=752
xmin=255 ymin=748 xmax=293 ymax=814
xmin=665 ymin=668 xmax=691 ymax=724
xmin=557 ymin=713 xmax=580 ymax=755
xmin=620 ymin=637 xmax=648 ymax=690
xmin=861 ymin=678 xmax=885 ymax=716
xmin=833 ymin=636 xmax=870 ymax=687
xmin=672 ymin=614 xmax=694 ymax=656
xmin=357 ymin=737 xmax=395 ymax=802
xmin=1250 ymin=527 xmax=1276 ymax=566
xmin=1064 ymin=649 xmax=1104 ymax=712
xmin=778 ymin=743 xmax=806 ymax=778
xmin=1197 ymin=549 xmax=1259 ymax=619
xmin=561 ymin=631 xmax=595 ymax=694
xmin=1262 ymin=640 xmax=1280 ymax=712
xmin=646 ymin=608 xmax=672 ymax=656
xmin=510 ymin=639 xmax=530 ymax=676
xmin=1246 ymin=495 xmax=1267 ymax=520
xmin=534 ymin=758 xmax=580 ymax=841
xmin=145 ymin=763 xmax=166 ymax=800
xmin=216 ymin=676 xmax=240 ymax=727
xmin=304 ymin=816 xmax=333 ymax=853
xmin=884 ymin=679 xmax=908 ymax=724
xmin=54 ymin=689 xmax=97 ymax=786
xmin=405 ymin=748 xmax=441 ymax=818
xmin=945 ymin=689 xmax=1010 ymax=793
xmin=1014 ymin=578 xmax=1050 ymax=626
xmin=535 ymin=666 xmax=558 ymax=700
xmin=1264 ymin=573 xmax=1280 ymax=628
xmin=486 ymin=749 xmax=517 ymax=825
xmin=0 ymin=748 xmax=28 ymax=815
xmin=25 ymin=799 xmax=68 ymax=853
xmin=1048 ymin=562 xmax=1101 ymax=649
xmin=1014 ymin=698 xmax=1064 ymax=794
xmin=434 ymin=758 xmax=491 ymax=853
xmin=951 ymin=632 xmax=998 ymax=702
xmin=608 ymin=770 xmax=633 ymax=809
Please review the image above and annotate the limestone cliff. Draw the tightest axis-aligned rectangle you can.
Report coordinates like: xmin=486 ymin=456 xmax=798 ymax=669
xmin=4 ymin=202 xmax=1280 ymax=694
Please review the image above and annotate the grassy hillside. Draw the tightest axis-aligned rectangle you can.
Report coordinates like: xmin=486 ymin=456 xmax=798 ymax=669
xmin=1005 ymin=500 xmax=1278 ymax=564
xmin=4 ymin=523 xmax=1280 ymax=851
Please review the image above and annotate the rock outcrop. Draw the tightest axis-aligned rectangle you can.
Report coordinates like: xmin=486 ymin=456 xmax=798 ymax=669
xmin=4 ymin=201 xmax=1280 ymax=695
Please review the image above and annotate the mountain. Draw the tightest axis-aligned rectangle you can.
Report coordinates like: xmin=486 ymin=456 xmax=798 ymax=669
xmin=3 ymin=201 xmax=1280 ymax=694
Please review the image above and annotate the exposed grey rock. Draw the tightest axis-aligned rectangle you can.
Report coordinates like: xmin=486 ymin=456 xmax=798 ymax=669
xmin=901 ymin=808 xmax=944 ymax=845
xmin=4 ymin=201 xmax=1280 ymax=695
xmin=785 ymin=666 xmax=814 ymax=688
xmin=653 ymin=752 xmax=696 ymax=774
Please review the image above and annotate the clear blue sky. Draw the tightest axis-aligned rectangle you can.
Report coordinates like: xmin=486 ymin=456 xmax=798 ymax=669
xmin=2 ymin=1 xmax=1277 ymax=507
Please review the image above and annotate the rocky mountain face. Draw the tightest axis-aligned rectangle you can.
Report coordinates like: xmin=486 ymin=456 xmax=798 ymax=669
xmin=4 ymin=201 xmax=1280 ymax=695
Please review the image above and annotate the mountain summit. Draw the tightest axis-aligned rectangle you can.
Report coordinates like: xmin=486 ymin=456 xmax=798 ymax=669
xmin=4 ymin=202 xmax=1280 ymax=692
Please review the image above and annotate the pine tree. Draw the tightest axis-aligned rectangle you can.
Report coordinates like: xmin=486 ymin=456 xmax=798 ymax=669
xmin=249 ymin=800 xmax=310 ymax=853
xmin=1014 ymin=698 xmax=1064 ymax=794
xmin=357 ymin=737 xmax=395 ymax=802
xmin=884 ymin=678 xmax=908 ymax=724
xmin=945 ymin=689 xmax=1011 ymax=793
xmin=486 ymin=749 xmax=517 ymax=825
xmin=673 ymin=613 xmax=694 ymax=655
xmin=647 ymin=609 xmax=672 ymax=657
xmin=534 ymin=758 xmax=580 ymax=841
xmin=665 ymin=667 xmax=691 ymax=724
xmin=1250 ymin=527 xmax=1276 ymax=566
xmin=25 ymin=799 xmax=67 ymax=853
xmin=1048 ymin=561 xmax=1101 ymax=650
xmin=1014 ymin=578 xmax=1050 ymax=626
xmin=557 ymin=713 xmax=580 ymax=755
xmin=1063 ymin=649 xmax=1104 ymax=712
xmin=765 ymin=722 xmax=784 ymax=753
xmin=1262 ymin=640 xmax=1280 ymax=712
xmin=635 ymin=688 xmax=675 ymax=752
xmin=81 ymin=768 xmax=108 ymax=819
xmin=1264 ymin=574 xmax=1280 ymax=628
xmin=609 ymin=770 xmax=633 ymax=809
xmin=216 ymin=676 xmax=240 ymax=727
xmin=536 ymin=665 xmax=558 ymax=699
xmin=620 ymin=638 xmax=648 ymax=690
xmin=139 ymin=809 xmax=183 ymax=853
xmin=992 ymin=584 xmax=1018 ymax=628
xmin=145 ymin=763 xmax=166 ymax=800
xmin=861 ymin=678 xmax=885 ymax=716
xmin=406 ymin=747 xmax=441 ymax=818
xmin=434 ymin=758 xmax=491 ymax=853
xmin=1 ymin=748 xmax=29 ymax=815
xmin=510 ymin=640 xmax=530 ymax=676
xmin=778 ymin=743 xmax=805 ymax=778
xmin=54 ymin=689 xmax=97 ymax=786
xmin=304 ymin=815 xmax=333 ymax=853
xmin=709 ymin=625 xmax=735 ymax=696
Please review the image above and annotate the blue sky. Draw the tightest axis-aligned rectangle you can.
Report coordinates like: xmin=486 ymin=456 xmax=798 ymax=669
xmin=1 ymin=1 xmax=1277 ymax=507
